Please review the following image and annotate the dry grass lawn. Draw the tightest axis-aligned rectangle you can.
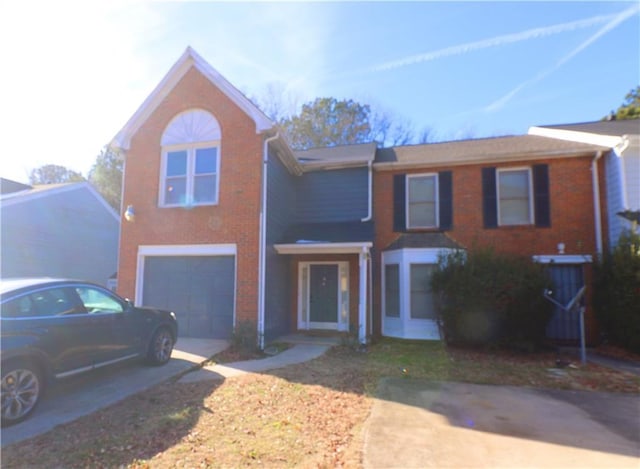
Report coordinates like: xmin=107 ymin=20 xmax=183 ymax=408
xmin=2 ymin=340 xmax=638 ymax=468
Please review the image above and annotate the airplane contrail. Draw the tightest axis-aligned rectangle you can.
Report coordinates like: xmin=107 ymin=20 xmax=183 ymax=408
xmin=369 ymin=11 xmax=626 ymax=73
xmin=485 ymin=4 xmax=640 ymax=112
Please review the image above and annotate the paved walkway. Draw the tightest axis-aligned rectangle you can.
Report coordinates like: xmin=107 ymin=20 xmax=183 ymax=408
xmin=178 ymin=343 xmax=330 ymax=382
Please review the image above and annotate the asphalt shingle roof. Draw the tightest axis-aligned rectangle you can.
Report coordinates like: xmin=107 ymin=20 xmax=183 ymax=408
xmin=280 ymin=221 xmax=375 ymax=244
xmin=375 ymin=135 xmax=608 ymax=167
xmin=384 ymin=232 xmax=464 ymax=251
xmin=538 ymin=119 xmax=640 ymax=137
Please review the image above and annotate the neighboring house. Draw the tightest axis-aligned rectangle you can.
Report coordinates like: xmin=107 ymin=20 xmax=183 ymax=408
xmin=0 ymin=180 xmax=120 ymax=286
xmin=529 ymin=120 xmax=640 ymax=246
xmin=111 ymin=47 xmax=614 ymax=346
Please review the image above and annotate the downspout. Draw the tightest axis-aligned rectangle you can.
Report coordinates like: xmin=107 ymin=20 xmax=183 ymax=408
xmin=361 ymin=160 xmax=373 ymax=222
xmin=592 ymin=151 xmax=604 ymax=256
xmin=258 ymin=132 xmax=279 ymax=350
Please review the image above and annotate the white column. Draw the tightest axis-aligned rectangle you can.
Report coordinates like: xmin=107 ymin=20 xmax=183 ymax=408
xmin=358 ymin=247 xmax=369 ymax=344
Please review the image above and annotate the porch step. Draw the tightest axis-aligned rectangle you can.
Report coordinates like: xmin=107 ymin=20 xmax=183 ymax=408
xmin=276 ymin=333 xmax=344 ymax=346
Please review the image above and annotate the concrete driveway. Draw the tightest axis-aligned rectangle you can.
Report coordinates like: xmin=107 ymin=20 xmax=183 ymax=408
xmin=1 ymin=338 xmax=228 ymax=447
xmin=363 ymin=379 xmax=640 ymax=468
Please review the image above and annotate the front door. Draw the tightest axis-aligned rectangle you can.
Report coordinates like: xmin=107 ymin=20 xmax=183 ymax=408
xmin=309 ymin=264 xmax=339 ymax=327
xmin=545 ymin=264 xmax=585 ymax=340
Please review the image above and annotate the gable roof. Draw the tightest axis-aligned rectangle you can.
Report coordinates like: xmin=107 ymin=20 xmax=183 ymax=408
xmin=111 ymin=47 xmax=274 ymax=151
xmin=529 ymin=119 xmax=640 ymax=148
xmin=0 ymin=178 xmax=32 ymax=195
xmin=0 ymin=182 xmax=119 ymax=221
xmin=374 ymin=134 xmax=608 ymax=170
xmin=535 ymin=119 xmax=640 ymax=137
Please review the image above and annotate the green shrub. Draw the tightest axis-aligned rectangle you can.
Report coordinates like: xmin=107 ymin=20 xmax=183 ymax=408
xmin=594 ymin=230 xmax=640 ymax=353
xmin=431 ymin=248 xmax=553 ymax=350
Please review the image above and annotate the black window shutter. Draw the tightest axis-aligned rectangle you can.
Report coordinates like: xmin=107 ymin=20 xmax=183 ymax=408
xmin=533 ymin=164 xmax=551 ymax=227
xmin=438 ymin=171 xmax=453 ymax=230
xmin=482 ymin=167 xmax=498 ymax=228
xmin=393 ymin=174 xmax=406 ymax=232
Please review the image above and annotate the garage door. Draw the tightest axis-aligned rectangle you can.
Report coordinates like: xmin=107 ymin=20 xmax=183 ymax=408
xmin=142 ymin=255 xmax=235 ymax=338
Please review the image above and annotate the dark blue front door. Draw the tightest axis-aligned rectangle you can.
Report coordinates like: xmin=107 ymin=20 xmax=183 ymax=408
xmin=309 ymin=264 xmax=338 ymax=324
xmin=546 ymin=264 xmax=584 ymax=340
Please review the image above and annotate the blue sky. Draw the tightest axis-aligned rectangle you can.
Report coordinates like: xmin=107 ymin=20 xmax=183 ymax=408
xmin=1 ymin=1 xmax=638 ymax=183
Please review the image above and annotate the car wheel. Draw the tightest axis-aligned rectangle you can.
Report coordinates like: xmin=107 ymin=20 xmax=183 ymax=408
xmin=146 ymin=328 xmax=174 ymax=366
xmin=1 ymin=361 xmax=43 ymax=426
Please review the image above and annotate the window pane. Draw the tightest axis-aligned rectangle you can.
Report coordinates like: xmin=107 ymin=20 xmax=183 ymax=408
xmin=499 ymin=170 xmax=529 ymax=198
xmin=408 ymin=176 xmax=436 ymax=227
xmin=385 ymin=265 xmax=400 ymax=318
xmin=195 ymin=147 xmax=217 ymax=174
xmin=498 ymin=170 xmax=531 ymax=225
xmin=1 ymin=296 xmax=34 ymax=318
xmin=193 ymin=175 xmax=217 ymax=203
xmin=410 ymin=264 xmax=436 ymax=319
xmin=166 ymin=151 xmax=187 ymax=177
xmin=500 ymin=199 xmax=530 ymax=225
xmin=409 ymin=176 xmax=435 ymax=203
xmin=409 ymin=201 xmax=436 ymax=227
xmin=76 ymin=287 xmax=123 ymax=314
xmin=165 ymin=177 xmax=187 ymax=205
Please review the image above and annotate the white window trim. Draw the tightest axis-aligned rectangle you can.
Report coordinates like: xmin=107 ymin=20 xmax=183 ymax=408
xmin=159 ymin=140 xmax=221 ymax=207
xmin=406 ymin=173 xmax=439 ymax=229
xmin=382 ymin=248 xmax=456 ymax=340
xmin=496 ymin=167 xmax=534 ymax=226
xmin=297 ymin=261 xmax=349 ymax=332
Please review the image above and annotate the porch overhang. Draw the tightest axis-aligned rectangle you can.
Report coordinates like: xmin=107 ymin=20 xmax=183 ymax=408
xmin=274 ymin=242 xmax=373 ymax=255
xmin=276 ymin=241 xmax=372 ymax=345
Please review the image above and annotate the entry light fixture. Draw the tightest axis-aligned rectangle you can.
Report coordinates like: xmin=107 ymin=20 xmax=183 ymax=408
xmin=124 ymin=205 xmax=136 ymax=223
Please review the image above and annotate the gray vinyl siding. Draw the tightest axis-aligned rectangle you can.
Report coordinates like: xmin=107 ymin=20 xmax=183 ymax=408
xmin=1 ymin=187 xmax=119 ymax=286
xmin=264 ymin=151 xmax=297 ymax=341
xmin=605 ymin=150 xmax=628 ymax=246
xmin=295 ymin=167 xmax=369 ymax=223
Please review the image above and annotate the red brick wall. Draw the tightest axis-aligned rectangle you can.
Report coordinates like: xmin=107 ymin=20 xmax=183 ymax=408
xmin=373 ymin=155 xmax=605 ymax=342
xmin=118 ymin=67 xmax=264 ymax=324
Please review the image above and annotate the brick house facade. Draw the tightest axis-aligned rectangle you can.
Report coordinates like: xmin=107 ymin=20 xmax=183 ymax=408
xmin=112 ymin=47 xmax=613 ymax=346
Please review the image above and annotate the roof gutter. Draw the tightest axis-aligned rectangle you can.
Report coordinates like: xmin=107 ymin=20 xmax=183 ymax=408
xmin=592 ymin=151 xmax=604 ymax=256
xmin=258 ymin=132 xmax=279 ymax=350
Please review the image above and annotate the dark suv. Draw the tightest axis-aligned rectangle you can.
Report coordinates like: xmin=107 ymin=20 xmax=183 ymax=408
xmin=1 ymin=278 xmax=178 ymax=426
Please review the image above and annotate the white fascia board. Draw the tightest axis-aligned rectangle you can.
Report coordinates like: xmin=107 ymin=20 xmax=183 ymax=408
xmin=138 ymin=244 xmax=237 ymax=256
xmin=112 ymin=47 xmax=273 ymax=150
xmin=528 ymin=126 xmax=621 ymax=148
xmin=532 ymin=254 xmax=593 ymax=264
xmin=275 ymin=242 xmax=372 ymax=255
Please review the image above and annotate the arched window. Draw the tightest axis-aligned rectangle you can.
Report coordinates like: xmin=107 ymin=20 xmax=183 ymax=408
xmin=159 ymin=109 xmax=221 ymax=207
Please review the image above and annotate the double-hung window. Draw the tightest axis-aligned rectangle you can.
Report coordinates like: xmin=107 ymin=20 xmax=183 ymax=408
xmin=160 ymin=109 xmax=221 ymax=207
xmin=407 ymin=174 xmax=438 ymax=228
xmin=162 ymin=145 xmax=218 ymax=206
xmin=497 ymin=168 xmax=533 ymax=225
